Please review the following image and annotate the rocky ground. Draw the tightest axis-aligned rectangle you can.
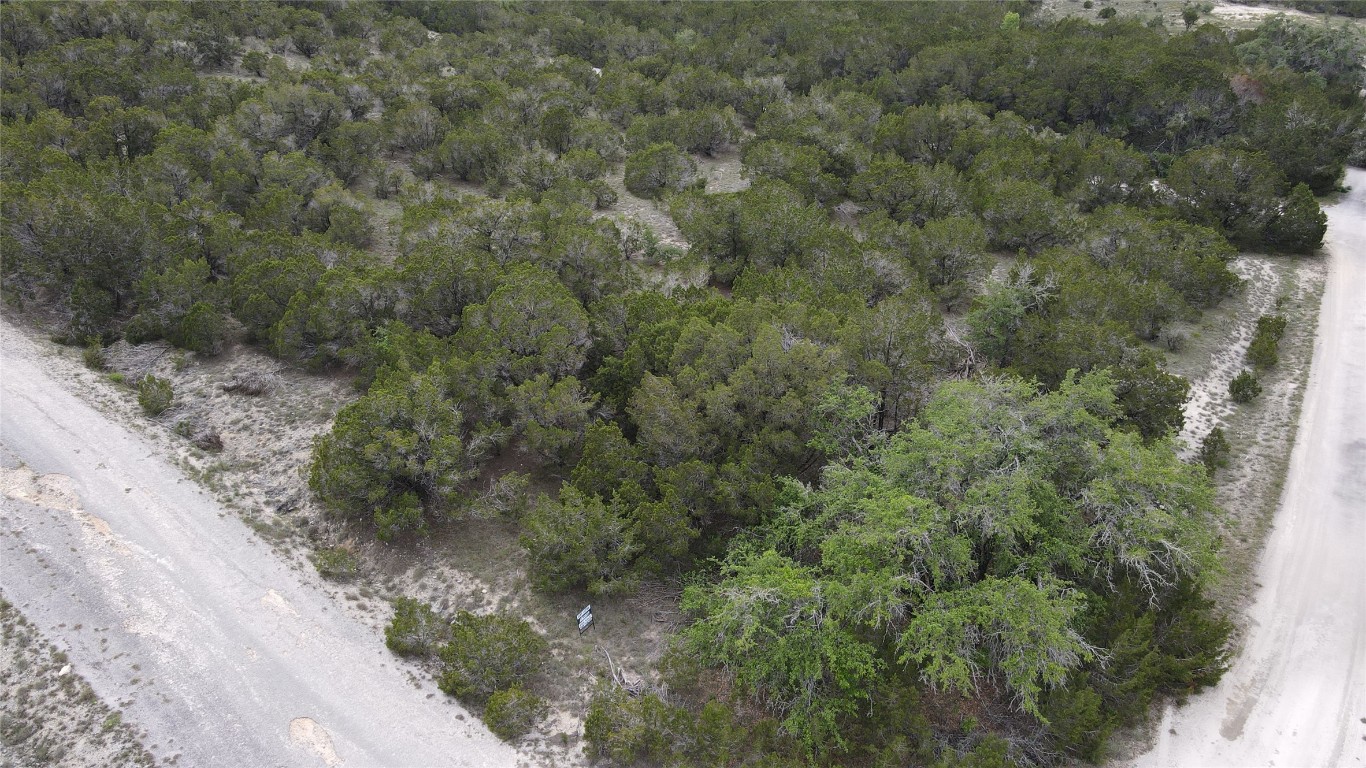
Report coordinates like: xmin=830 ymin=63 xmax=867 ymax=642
xmin=0 ymin=592 xmax=155 ymax=768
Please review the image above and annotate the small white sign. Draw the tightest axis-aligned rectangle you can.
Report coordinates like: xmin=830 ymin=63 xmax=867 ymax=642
xmin=577 ymin=605 xmax=593 ymax=633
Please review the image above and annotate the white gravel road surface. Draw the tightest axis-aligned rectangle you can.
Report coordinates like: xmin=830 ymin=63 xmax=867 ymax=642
xmin=1132 ymin=170 xmax=1366 ymax=767
xmin=0 ymin=323 xmax=520 ymax=767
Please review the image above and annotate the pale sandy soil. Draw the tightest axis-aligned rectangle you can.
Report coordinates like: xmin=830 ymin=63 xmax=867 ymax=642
xmin=1042 ymin=0 xmax=1351 ymax=30
xmin=1208 ymin=2 xmax=1315 ymax=23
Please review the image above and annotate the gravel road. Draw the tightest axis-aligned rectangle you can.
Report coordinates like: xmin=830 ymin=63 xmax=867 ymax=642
xmin=0 ymin=323 xmax=520 ymax=767
xmin=1132 ymin=170 xmax=1366 ymax=766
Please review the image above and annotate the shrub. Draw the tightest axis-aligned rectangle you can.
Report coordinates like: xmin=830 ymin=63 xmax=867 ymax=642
xmin=171 ymin=301 xmax=226 ymax=355
xmin=240 ymin=49 xmax=269 ymax=77
xmin=312 ymin=546 xmax=360 ymax=580
xmin=1196 ymin=427 xmax=1231 ymax=474
xmin=1246 ymin=333 xmax=1278 ymax=368
xmin=308 ymin=370 xmax=475 ymax=539
xmin=437 ymin=611 xmax=547 ymax=703
xmin=584 ymin=686 xmax=746 ymax=765
xmin=483 ymin=686 xmax=548 ymax=740
xmin=384 ymin=598 xmax=449 ymax=657
xmin=1246 ymin=314 xmax=1287 ymax=369
xmin=82 ymin=338 xmax=107 ymax=371
xmin=1229 ymin=370 xmax=1262 ymax=403
xmin=1265 ymin=183 xmax=1327 ymax=254
xmin=136 ymin=375 xmax=174 ymax=416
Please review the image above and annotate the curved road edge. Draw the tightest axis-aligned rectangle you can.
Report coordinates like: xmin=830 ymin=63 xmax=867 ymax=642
xmin=0 ymin=320 xmax=521 ymax=767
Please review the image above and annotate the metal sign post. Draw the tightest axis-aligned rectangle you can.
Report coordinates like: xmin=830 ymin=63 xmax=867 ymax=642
xmin=577 ymin=604 xmax=594 ymax=634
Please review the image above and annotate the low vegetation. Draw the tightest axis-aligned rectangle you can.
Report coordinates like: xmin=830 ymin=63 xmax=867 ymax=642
xmin=1230 ymin=370 xmax=1265 ymax=403
xmin=135 ymin=374 xmax=174 ymax=416
xmin=383 ymin=599 xmax=550 ymax=741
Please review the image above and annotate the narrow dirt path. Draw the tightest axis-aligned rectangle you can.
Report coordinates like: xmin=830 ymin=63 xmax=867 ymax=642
xmin=1130 ymin=170 xmax=1366 ymax=767
xmin=0 ymin=321 xmax=520 ymax=767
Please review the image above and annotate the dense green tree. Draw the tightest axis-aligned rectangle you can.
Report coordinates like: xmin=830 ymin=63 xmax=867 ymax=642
xmin=742 ymin=140 xmax=842 ymax=205
xmin=456 ymin=264 xmax=591 ymax=384
xmin=976 ymin=178 xmax=1078 ymax=254
xmin=508 ymin=374 xmax=598 ymax=466
xmin=126 ymin=257 xmax=228 ymax=354
xmin=624 ymin=142 xmax=699 ymax=199
xmin=1265 ymin=183 xmax=1328 ymax=253
xmin=1165 ymin=147 xmax=1283 ymax=246
xmin=681 ymin=371 xmax=1223 ymax=752
xmin=309 ymin=367 xmax=479 ymax=538
xmin=521 ymin=485 xmax=638 ymax=594
xmin=681 ymin=547 xmax=883 ymax=754
xmin=437 ymin=610 xmax=548 ymax=703
xmin=914 ymin=215 xmax=990 ymax=306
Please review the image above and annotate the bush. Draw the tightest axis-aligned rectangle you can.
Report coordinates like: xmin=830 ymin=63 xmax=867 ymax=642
xmin=192 ymin=428 xmax=224 ymax=452
xmin=136 ymin=375 xmax=174 ymax=416
xmin=1245 ymin=333 xmax=1278 ymax=368
xmin=584 ymin=686 xmax=747 ymax=766
xmin=384 ymin=598 xmax=449 ymax=657
xmin=312 ymin=545 xmax=359 ymax=580
xmin=82 ymin=338 xmax=107 ymax=371
xmin=483 ymin=686 xmax=548 ymax=740
xmin=170 ymin=301 xmax=226 ymax=355
xmin=240 ymin=49 xmax=269 ymax=77
xmin=1196 ymin=427 xmax=1231 ymax=474
xmin=1229 ymin=370 xmax=1262 ymax=403
xmin=437 ymin=611 xmax=547 ymax=703
xmin=308 ymin=371 xmax=475 ymax=539
xmin=1246 ymin=314 xmax=1288 ymax=368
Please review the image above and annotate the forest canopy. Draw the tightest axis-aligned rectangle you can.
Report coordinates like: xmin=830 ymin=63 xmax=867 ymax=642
xmin=1 ymin=1 xmax=1360 ymax=765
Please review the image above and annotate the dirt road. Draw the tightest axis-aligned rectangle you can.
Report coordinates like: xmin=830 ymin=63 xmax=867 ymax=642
xmin=0 ymin=323 xmax=520 ymax=766
xmin=1132 ymin=171 xmax=1366 ymax=766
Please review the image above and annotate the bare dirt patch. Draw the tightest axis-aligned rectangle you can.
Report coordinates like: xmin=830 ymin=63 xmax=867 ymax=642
xmin=288 ymin=717 xmax=342 ymax=767
xmin=1039 ymin=0 xmax=1358 ymax=31
xmin=0 ymin=466 xmax=82 ymax=514
xmin=600 ymin=167 xmax=690 ymax=253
